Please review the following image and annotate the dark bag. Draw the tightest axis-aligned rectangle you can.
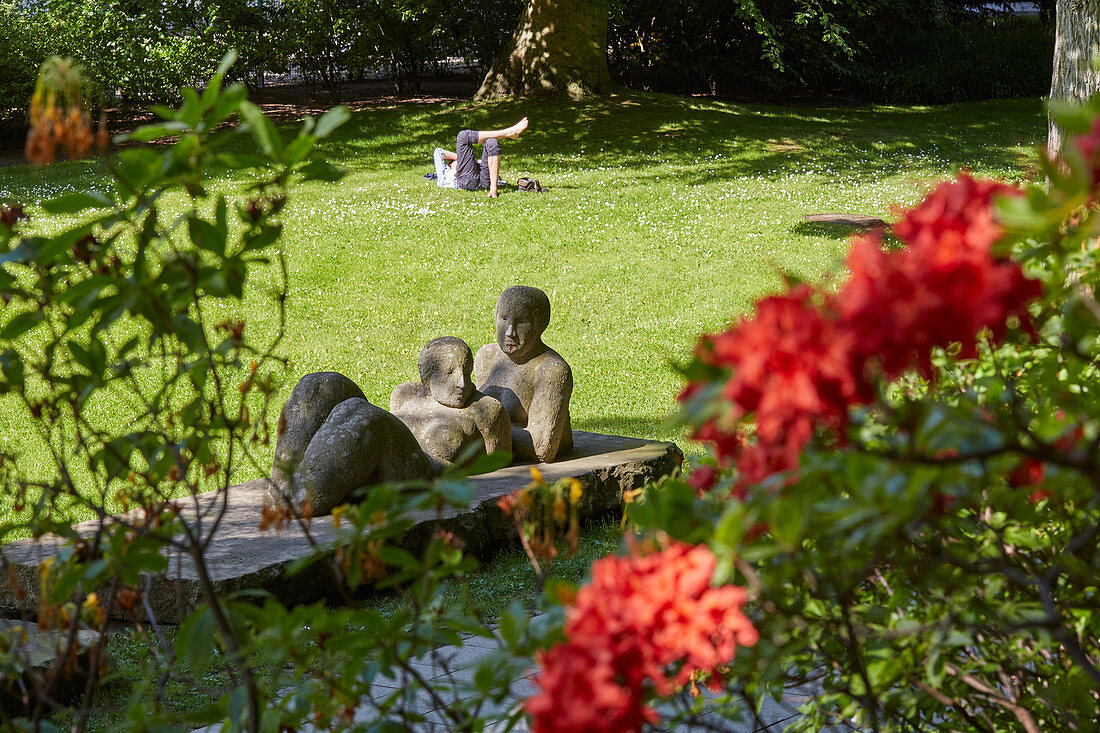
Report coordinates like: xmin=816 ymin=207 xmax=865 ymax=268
xmin=517 ymin=177 xmax=548 ymax=192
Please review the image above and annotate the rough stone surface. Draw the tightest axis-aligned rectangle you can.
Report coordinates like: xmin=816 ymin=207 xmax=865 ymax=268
xmin=474 ymin=286 xmax=572 ymax=463
xmin=391 ymin=337 xmax=512 ymax=471
xmin=0 ymin=619 xmax=103 ymax=714
xmin=270 ymin=372 xmax=433 ymax=515
xmin=0 ymin=432 xmax=681 ymax=623
xmin=802 ymin=213 xmax=887 ymax=230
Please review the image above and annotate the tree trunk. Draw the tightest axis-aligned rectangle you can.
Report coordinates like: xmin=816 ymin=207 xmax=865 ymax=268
xmin=1048 ymin=0 xmax=1100 ymax=159
xmin=475 ymin=0 xmax=612 ymax=100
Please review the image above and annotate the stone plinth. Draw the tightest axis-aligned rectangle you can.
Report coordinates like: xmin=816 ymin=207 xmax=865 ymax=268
xmin=0 ymin=619 xmax=103 ymax=714
xmin=0 ymin=432 xmax=681 ymax=622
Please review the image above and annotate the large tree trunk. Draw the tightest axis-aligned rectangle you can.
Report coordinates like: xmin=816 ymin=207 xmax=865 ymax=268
xmin=475 ymin=0 xmax=611 ymax=100
xmin=1048 ymin=0 xmax=1100 ymax=159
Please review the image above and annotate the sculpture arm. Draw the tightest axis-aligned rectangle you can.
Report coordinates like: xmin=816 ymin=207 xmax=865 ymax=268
xmin=522 ymin=364 xmax=572 ymax=462
xmin=479 ymin=400 xmax=513 ymax=457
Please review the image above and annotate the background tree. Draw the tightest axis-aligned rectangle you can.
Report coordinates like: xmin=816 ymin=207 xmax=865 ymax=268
xmin=476 ymin=0 xmax=612 ymax=99
xmin=1048 ymin=0 xmax=1100 ymax=158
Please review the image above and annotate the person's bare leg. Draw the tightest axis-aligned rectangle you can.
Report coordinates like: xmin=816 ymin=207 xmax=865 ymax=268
xmin=478 ymin=117 xmax=528 ymax=143
xmin=487 ymin=154 xmax=501 ymax=198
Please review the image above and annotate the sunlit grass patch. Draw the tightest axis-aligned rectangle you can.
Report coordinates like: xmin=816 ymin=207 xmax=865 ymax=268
xmin=0 ymin=91 xmax=1046 ymax=519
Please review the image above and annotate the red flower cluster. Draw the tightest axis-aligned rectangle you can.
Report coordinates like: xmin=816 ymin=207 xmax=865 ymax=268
xmin=526 ymin=542 xmax=758 ymax=733
xmin=1073 ymin=117 xmax=1100 ymax=186
xmin=694 ymin=285 xmax=858 ymax=489
xmin=841 ymin=174 xmax=1039 ymax=377
xmin=684 ymin=172 xmax=1040 ymax=489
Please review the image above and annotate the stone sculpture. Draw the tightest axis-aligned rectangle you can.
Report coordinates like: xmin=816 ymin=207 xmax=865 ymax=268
xmin=269 ymin=371 xmax=433 ymax=516
xmin=391 ymin=337 xmax=512 ymax=471
xmin=474 ymin=286 xmax=573 ymax=462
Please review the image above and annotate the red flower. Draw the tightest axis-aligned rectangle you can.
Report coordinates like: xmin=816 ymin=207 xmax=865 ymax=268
xmin=526 ymin=543 xmax=758 ymax=733
xmin=687 ymin=465 xmax=720 ymax=495
xmin=841 ymin=174 xmax=1039 ymax=379
xmin=682 ymin=172 xmax=1040 ymax=492
xmin=1073 ymin=117 xmax=1100 ymax=186
xmin=688 ymin=285 xmax=860 ymax=489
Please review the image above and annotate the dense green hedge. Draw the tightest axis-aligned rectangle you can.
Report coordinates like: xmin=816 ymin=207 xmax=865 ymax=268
xmin=0 ymin=2 xmax=49 ymax=128
xmin=607 ymin=2 xmax=1054 ymax=103
xmin=0 ymin=0 xmax=1055 ymax=129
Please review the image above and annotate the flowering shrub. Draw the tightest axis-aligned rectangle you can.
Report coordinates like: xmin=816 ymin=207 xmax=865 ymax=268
xmin=526 ymin=542 xmax=757 ymax=733
xmin=610 ymin=95 xmax=1100 ymax=730
xmin=683 ymin=172 xmax=1041 ymax=494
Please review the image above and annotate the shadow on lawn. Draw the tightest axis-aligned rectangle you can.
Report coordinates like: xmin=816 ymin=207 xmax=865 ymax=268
xmin=572 ymin=414 xmax=672 ymax=442
xmin=316 ymin=92 xmax=1045 ymax=185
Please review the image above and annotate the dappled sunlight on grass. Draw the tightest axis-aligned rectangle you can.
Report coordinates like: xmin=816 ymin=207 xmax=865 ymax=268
xmin=0 ymin=93 xmax=1046 ymax=497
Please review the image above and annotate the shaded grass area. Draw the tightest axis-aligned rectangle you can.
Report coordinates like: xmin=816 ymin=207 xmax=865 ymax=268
xmin=63 ymin=517 xmax=623 ymax=730
xmin=0 ymin=90 xmax=1046 ymax=728
xmin=0 ymin=92 xmax=1044 ymax=508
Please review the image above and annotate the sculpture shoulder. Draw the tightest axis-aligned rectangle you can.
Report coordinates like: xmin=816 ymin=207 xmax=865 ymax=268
xmin=469 ymin=391 xmax=509 ymax=422
xmin=389 ymin=381 xmax=427 ymax=412
xmin=474 ymin=343 xmax=502 ymax=373
xmin=532 ymin=347 xmax=573 ymax=384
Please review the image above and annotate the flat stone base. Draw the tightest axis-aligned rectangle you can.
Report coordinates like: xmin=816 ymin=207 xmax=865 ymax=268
xmin=0 ymin=619 xmax=103 ymax=715
xmin=0 ymin=432 xmax=681 ymax=622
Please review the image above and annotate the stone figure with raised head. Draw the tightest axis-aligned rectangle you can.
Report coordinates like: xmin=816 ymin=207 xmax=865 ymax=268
xmin=474 ymin=286 xmax=573 ymax=462
xmin=269 ymin=371 xmax=434 ymax=516
xmin=390 ymin=337 xmax=512 ymax=471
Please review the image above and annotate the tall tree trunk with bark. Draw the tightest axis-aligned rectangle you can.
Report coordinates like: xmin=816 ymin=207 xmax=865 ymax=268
xmin=1048 ymin=0 xmax=1100 ymax=158
xmin=475 ymin=0 xmax=612 ymax=99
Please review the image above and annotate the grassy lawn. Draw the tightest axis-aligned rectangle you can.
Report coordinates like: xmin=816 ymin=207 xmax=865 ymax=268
xmin=0 ymin=90 xmax=1047 ymax=727
xmin=0 ymin=92 xmax=1046 ymax=505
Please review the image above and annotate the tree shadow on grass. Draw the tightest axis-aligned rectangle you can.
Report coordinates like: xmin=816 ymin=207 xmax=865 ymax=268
xmin=790 ymin=221 xmax=871 ymax=241
xmin=312 ymin=92 xmax=1044 ymax=186
xmin=572 ymin=414 xmax=674 ymax=442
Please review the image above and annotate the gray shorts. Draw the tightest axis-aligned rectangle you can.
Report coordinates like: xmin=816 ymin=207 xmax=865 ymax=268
xmin=454 ymin=129 xmax=500 ymax=191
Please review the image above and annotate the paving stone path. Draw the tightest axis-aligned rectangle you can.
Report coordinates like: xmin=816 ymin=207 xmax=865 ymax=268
xmin=198 ymin=619 xmax=840 ymax=732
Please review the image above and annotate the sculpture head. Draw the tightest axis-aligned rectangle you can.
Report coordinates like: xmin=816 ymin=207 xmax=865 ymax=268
xmin=495 ymin=286 xmax=550 ymax=362
xmin=419 ymin=336 xmax=475 ymax=408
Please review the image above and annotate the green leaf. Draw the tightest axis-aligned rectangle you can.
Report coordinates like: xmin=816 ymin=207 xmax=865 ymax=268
xmin=298 ymin=158 xmax=346 ymax=183
xmin=0 ymin=349 xmax=24 ymax=389
xmin=41 ymin=191 xmax=113 ymax=215
xmin=241 ymin=223 xmax=282 ymax=252
xmin=314 ymin=105 xmax=350 ymax=138
xmin=177 ymin=606 xmax=217 ymax=673
xmin=203 ymin=49 xmax=238 ymax=105
xmin=499 ymin=600 xmax=529 ymax=647
xmin=123 ymin=121 xmax=190 ymax=143
xmin=188 ymin=214 xmax=226 ymax=256
xmin=239 ymin=101 xmax=282 ymax=158
xmin=460 ymin=450 xmax=513 ymax=476
xmin=0 ymin=311 xmax=44 ymax=341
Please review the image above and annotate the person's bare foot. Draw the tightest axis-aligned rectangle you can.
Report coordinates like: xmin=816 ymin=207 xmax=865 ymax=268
xmin=488 ymin=189 xmax=498 ymax=198
xmin=504 ymin=117 xmax=528 ymax=139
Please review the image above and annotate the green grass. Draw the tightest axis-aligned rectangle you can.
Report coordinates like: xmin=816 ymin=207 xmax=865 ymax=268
xmin=0 ymin=91 xmax=1046 ymax=515
xmin=0 ymin=90 xmax=1047 ymax=727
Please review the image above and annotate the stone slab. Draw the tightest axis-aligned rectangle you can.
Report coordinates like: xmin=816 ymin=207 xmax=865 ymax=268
xmin=0 ymin=618 xmax=103 ymax=714
xmin=0 ymin=432 xmax=681 ymax=623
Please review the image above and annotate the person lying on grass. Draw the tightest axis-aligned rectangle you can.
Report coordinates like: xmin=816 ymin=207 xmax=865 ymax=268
xmin=432 ymin=117 xmax=528 ymax=198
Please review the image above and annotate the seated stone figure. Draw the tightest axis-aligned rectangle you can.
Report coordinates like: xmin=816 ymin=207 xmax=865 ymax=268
xmin=390 ymin=337 xmax=512 ymax=471
xmin=474 ymin=286 xmax=573 ymax=462
xmin=269 ymin=372 xmax=434 ymax=516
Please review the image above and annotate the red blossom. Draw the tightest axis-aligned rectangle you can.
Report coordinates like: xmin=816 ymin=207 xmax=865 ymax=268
xmin=841 ymin=174 xmax=1039 ymax=378
xmin=526 ymin=543 xmax=758 ymax=733
xmin=687 ymin=465 xmax=720 ymax=495
xmin=1073 ymin=117 xmax=1100 ymax=186
xmin=688 ymin=285 xmax=859 ymax=489
xmin=682 ymin=172 xmax=1041 ymax=492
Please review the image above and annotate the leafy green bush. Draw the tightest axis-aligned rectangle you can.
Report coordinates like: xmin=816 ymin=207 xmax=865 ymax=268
xmin=0 ymin=2 xmax=50 ymax=128
xmin=608 ymin=1 xmax=1054 ymax=102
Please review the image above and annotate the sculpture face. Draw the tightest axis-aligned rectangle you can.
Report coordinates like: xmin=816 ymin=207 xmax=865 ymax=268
xmin=495 ymin=286 xmax=550 ymax=362
xmin=426 ymin=344 xmax=474 ymax=408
